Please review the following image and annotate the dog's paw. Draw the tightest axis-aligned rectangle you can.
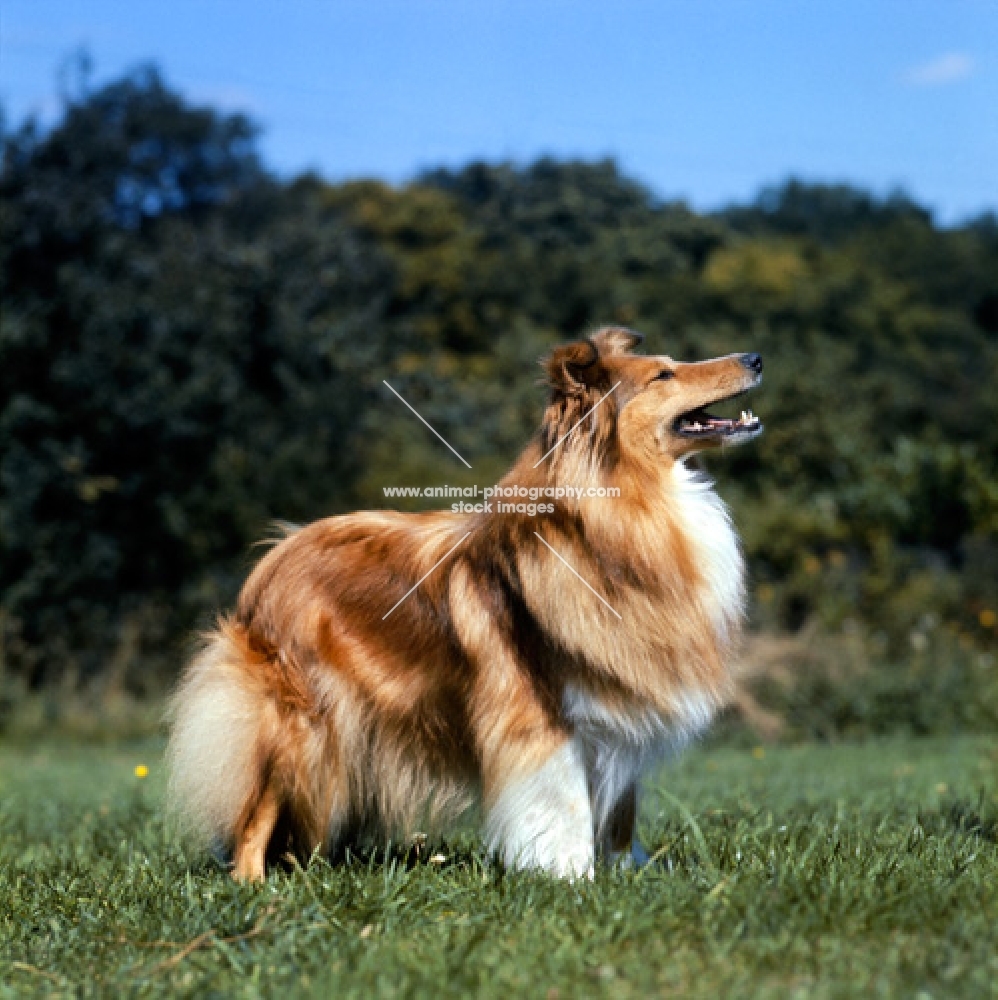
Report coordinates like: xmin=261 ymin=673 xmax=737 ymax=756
xmin=607 ymin=838 xmax=673 ymax=871
xmin=631 ymin=839 xmax=652 ymax=867
xmin=209 ymin=837 xmax=233 ymax=870
xmin=547 ymin=840 xmax=596 ymax=880
xmin=634 ymin=839 xmax=675 ymax=872
xmin=558 ymin=859 xmax=596 ymax=881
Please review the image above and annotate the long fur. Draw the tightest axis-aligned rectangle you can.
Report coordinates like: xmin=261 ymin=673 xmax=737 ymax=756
xmin=166 ymin=326 xmax=761 ymax=878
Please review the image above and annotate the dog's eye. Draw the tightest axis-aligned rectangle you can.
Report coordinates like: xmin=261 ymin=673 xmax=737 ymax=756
xmin=654 ymin=369 xmax=675 ymax=381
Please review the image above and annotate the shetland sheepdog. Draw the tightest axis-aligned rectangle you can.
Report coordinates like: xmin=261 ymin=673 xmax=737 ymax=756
xmin=167 ymin=327 xmax=763 ymax=880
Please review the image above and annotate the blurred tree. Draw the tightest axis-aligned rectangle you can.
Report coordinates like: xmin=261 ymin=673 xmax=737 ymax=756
xmin=1 ymin=67 xmax=996 ymax=688
xmin=0 ymin=71 xmax=393 ymax=684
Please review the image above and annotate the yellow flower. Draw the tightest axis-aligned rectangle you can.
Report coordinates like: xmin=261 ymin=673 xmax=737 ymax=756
xmin=803 ymin=555 xmax=821 ymax=576
xmin=979 ymin=609 xmax=996 ymax=628
xmin=134 ymin=765 xmax=149 ymax=779
xmin=752 ymin=746 xmax=766 ymax=760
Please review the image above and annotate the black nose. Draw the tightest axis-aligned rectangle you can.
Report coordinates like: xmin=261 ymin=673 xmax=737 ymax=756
xmin=740 ymin=353 xmax=763 ymax=374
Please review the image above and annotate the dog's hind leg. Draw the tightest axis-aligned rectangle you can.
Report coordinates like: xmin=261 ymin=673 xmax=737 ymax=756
xmin=232 ymin=781 xmax=280 ymax=882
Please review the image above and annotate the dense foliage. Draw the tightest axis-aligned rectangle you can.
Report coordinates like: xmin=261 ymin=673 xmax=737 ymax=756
xmin=2 ymin=67 xmax=996 ymax=693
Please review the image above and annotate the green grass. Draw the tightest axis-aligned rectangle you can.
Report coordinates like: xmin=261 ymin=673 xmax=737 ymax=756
xmin=1 ymin=737 xmax=996 ymax=999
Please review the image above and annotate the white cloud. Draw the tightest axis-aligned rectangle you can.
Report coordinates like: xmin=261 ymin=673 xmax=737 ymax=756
xmin=905 ymin=52 xmax=975 ymax=87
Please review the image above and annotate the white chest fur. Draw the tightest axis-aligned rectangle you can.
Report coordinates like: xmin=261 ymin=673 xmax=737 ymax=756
xmin=669 ymin=460 xmax=746 ymax=640
xmin=564 ymin=682 xmax=716 ymax=838
xmin=562 ymin=463 xmax=745 ymax=835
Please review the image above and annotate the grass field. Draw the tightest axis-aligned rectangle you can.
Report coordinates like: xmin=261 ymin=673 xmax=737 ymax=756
xmin=1 ymin=736 xmax=996 ymax=999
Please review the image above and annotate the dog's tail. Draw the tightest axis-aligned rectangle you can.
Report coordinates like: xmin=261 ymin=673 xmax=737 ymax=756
xmin=165 ymin=619 xmax=266 ymax=851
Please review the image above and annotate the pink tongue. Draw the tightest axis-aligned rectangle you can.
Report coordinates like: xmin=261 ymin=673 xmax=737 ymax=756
xmin=707 ymin=418 xmax=733 ymax=428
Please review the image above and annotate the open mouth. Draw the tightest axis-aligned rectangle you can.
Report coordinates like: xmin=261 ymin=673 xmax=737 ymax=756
xmin=674 ymin=402 xmax=763 ymax=443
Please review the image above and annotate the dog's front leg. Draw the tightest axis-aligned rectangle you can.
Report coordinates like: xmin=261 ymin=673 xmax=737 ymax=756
xmin=451 ymin=568 xmax=594 ymax=878
xmin=599 ymin=784 xmax=652 ymax=868
xmin=484 ymin=736 xmax=594 ymax=879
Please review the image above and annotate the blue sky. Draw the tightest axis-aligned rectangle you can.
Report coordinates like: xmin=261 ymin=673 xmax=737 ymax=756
xmin=2 ymin=1 xmax=996 ymax=221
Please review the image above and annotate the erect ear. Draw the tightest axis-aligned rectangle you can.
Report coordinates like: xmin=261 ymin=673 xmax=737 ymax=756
xmin=590 ymin=326 xmax=644 ymax=356
xmin=544 ymin=339 xmax=602 ymax=394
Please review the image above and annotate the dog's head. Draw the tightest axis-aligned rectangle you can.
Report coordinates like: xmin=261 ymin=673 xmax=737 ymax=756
xmin=542 ymin=326 xmax=763 ymax=464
